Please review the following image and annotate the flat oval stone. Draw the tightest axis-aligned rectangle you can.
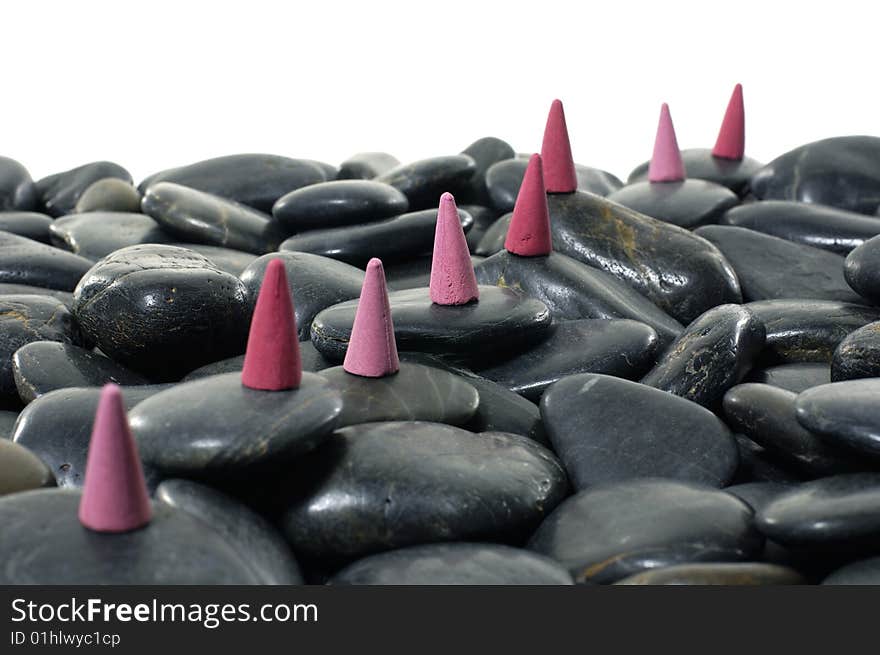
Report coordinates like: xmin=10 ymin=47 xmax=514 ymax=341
xmin=72 ymin=244 xmax=251 ymax=380
xmin=0 ymin=232 xmax=93 ymax=291
xmin=641 ymin=304 xmax=765 ymax=407
xmin=0 ymin=295 xmax=87 ymax=405
xmin=721 ymin=201 xmax=880 ymax=255
xmin=474 ymin=212 xmax=512 ymax=255
xmin=130 ymin=372 xmax=342 ymax=477
xmin=278 ymin=422 xmax=568 ymax=561
xmin=548 ymin=191 xmax=742 ymax=324
xmin=474 ymin=319 xmax=660 ymax=401
xmin=796 ymin=379 xmax=880 ymax=458
xmin=36 ymin=161 xmax=132 ymax=217
xmin=746 ymin=363 xmax=831 ymax=393
xmin=461 ymin=204 xmax=499 ymax=252
xmin=168 ymin=243 xmax=256 ymax=277
xmin=240 ymin=252 xmax=364 ymax=340
xmin=138 ymin=154 xmax=327 ymax=213
xmin=0 ymin=156 xmax=37 ymax=210
xmin=528 ymin=479 xmax=762 ymax=584
xmin=844 ymin=234 xmax=880 ymax=303
xmin=831 ymin=321 xmax=880 ymax=381
xmin=311 ymin=285 xmax=552 ymax=362
xmin=12 ymin=341 xmax=149 ymax=403
xmin=272 ymin=180 xmax=408 ymax=232
xmin=0 ymin=439 xmax=54 ymax=495
xmin=0 ymin=284 xmax=72 ymax=305
xmin=615 ymin=562 xmax=804 ymax=585
xmin=0 ymin=212 xmax=52 ymax=242
xmin=823 ymin=556 xmax=880 ymax=584
xmin=279 ymin=207 xmax=473 ymax=266
xmin=757 ymin=474 xmax=880 ymax=548
xmin=156 ymin=479 xmax=302 ymax=585
xmin=374 ymin=155 xmax=477 ymax=210
xmin=337 ymin=152 xmax=400 ymax=180
xmin=733 ymin=435 xmax=803 ymax=485
xmin=724 ymin=481 xmax=794 ymax=513
xmin=331 ymin=543 xmax=573 ymax=585
xmin=607 ymin=179 xmax=739 ymax=229
xmin=750 ymin=136 xmax=880 ymax=214
xmin=142 ymin=182 xmax=284 ymax=254
xmin=0 ymin=489 xmax=261 ymax=584
xmin=384 ymin=254 xmax=485 ymax=291
xmin=182 ymin=339 xmax=333 ymax=380
xmin=0 ymin=410 xmax=18 ymax=439
xmin=74 ymin=177 xmax=141 ymax=213
xmin=723 ymin=383 xmax=864 ymax=476
xmin=474 ymin=251 xmax=683 ymax=346
xmin=458 ymin=137 xmax=516 ymax=206
xmin=12 ymin=386 xmax=167 ymax=488
xmin=695 ymin=225 xmax=864 ymax=303
xmin=746 ymin=300 xmax=880 ymax=363
xmin=628 ymin=149 xmax=764 ymax=194
xmin=49 ymin=212 xmax=173 ymax=260
xmin=541 ymin=374 xmax=738 ymax=490
xmin=319 ymin=363 xmax=479 ymax=427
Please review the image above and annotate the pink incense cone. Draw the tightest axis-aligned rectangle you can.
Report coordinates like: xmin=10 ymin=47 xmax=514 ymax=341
xmin=241 ymin=258 xmax=302 ymax=391
xmin=78 ymin=384 xmax=152 ymax=533
xmin=540 ymin=99 xmax=578 ymax=193
xmin=712 ymin=83 xmax=745 ymax=160
xmin=430 ymin=192 xmax=479 ymax=305
xmin=505 ymin=154 xmax=552 ymax=257
xmin=344 ymin=258 xmax=400 ymax=377
xmin=648 ymin=103 xmax=686 ymax=183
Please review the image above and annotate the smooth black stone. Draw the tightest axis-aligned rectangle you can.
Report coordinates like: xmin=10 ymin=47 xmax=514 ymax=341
xmin=182 ymin=340 xmax=333 ymax=380
xmin=485 ymin=158 xmax=622 ymax=214
xmin=331 ymin=543 xmax=573 ymax=585
xmin=628 ymin=149 xmax=764 ymax=195
xmin=746 ymin=363 xmax=831 ymax=393
xmin=36 ymin=161 xmax=132 ymax=217
xmin=74 ymin=177 xmax=142 ymax=213
xmin=541 ymin=374 xmax=738 ymax=490
xmin=0 ymin=212 xmax=52 ymax=242
xmin=72 ymin=245 xmax=251 ymax=380
xmin=823 ymin=556 xmax=880 ymax=584
xmin=0 ymin=232 xmax=93 ymax=291
xmin=0 ymin=489 xmax=261 ymax=584
xmin=757 ymin=473 xmax=880 ymax=549
xmin=474 ymin=251 xmax=683 ymax=346
xmin=844 ymin=234 xmax=880 ymax=303
xmin=796 ymin=379 xmax=880 ymax=458
xmin=319 ymin=363 xmax=479 ymax=427
xmin=695 ymin=225 xmax=864 ymax=304
xmin=548 ymin=191 xmax=742 ymax=324
xmin=475 ymin=319 xmax=660 ymax=401
xmin=732 ymin=434 xmax=804 ymax=484
xmin=614 ymin=562 xmax=803 ymax=585
xmin=383 ymin=254 xmax=485 ymax=292
xmin=49 ymin=212 xmax=173 ymax=260
xmin=831 ymin=321 xmax=880 ymax=381
xmin=473 ymin=212 xmax=512 ymax=256
xmin=272 ymin=180 xmax=408 ymax=232
xmin=458 ymin=137 xmax=516 ymax=206
xmin=723 ymin=384 xmax=864 ymax=476
xmin=12 ymin=341 xmax=149 ymax=403
xmin=606 ymin=180 xmax=739 ymax=229
xmin=337 ymin=152 xmax=400 ymax=180
xmin=279 ymin=207 xmax=473 ymax=267
xmin=373 ymin=155 xmax=477 ymax=210
xmin=138 ymin=154 xmax=327 ymax=213
xmin=0 ymin=439 xmax=54 ymax=495
xmin=750 ymin=136 xmax=880 ymax=214
xmin=311 ymin=285 xmax=553 ymax=361
xmin=0 ymin=410 xmax=17 ymax=439
xmin=0 ymin=285 xmax=72 ymax=305
xmin=142 ymin=182 xmax=284 ymax=254
xmin=0 ymin=156 xmax=37 ymax=210
xmin=168 ymin=243 xmax=256 ymax=277
xmin=0 ymin=295 xmax=87 ymax=406
xmin=641 ymin=304 xmax=765 ymax=407
xmin=278 ymin=421 xmax=568 ymax=561
xmin=130 ymin=372 xmax=342 ymax=477
xmin=156 ymin=479 xmax=302 ymax=585
xmin=461 ymin=204 xmax=499 ymax=252
xmin=12 ymin=385 xmax=166 ymax=488
xmin=745 ymin=300 xmax=880 ymax=363
xmin=724 ymin=482 xmax=794 ymax=513
xmin=240 ymin=252 xmax=364 ymax=340
xmin=528 ymin=479 xmax=761 ymax=584
xmin=721 ymin=201 xmax=880 ymax=255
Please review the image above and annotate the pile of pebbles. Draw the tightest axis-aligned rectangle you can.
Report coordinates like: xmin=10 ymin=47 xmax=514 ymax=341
xmin=3 ymin=85 xmax=880 ymax=585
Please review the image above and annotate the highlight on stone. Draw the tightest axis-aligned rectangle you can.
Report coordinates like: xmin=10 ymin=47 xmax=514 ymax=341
xmin=241 ymin=258 xmax=302 ymax=391
xmin=540 ymin=99 xmax=578 ymax=194
xmin=648 ymin=103 xmax=686 ymax=183
xmin=343 ymin=257 xmax=400 ymax=378
xmin=78 ymin=383 xmax=152 ymax=533
xmin=429 ymin=192 xmax=479 ymax=306
xmin=504 ymin=154 xmax=552 ymax=257
xmin=713 ymin=83 xmax=746 ymax=160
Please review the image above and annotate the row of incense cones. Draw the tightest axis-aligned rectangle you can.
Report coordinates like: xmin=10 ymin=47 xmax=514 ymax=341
xmin=75 ymin=83 xmax=747 ymax=535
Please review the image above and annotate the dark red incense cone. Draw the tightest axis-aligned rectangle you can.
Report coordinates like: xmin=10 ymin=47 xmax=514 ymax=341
xmin=712 ymin=83 xmax=745 ymax=160
xmin=540 ymin=99 xmax=578 ymax=193
xmin=505 ymin=154 xmax=552 ymax=257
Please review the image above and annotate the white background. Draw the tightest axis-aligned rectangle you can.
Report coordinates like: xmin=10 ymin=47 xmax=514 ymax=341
xmin=3 ymin=0 xmax=877 ymax=183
